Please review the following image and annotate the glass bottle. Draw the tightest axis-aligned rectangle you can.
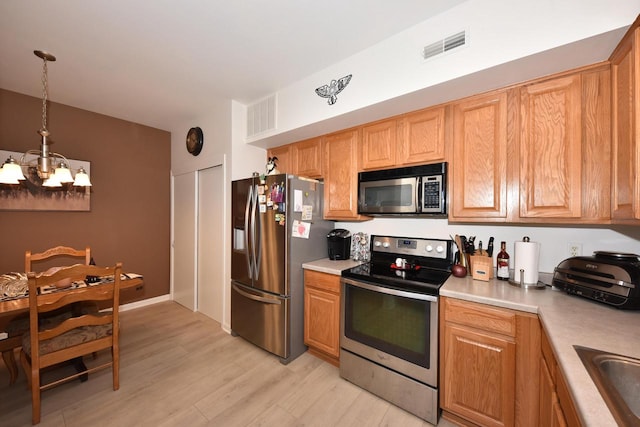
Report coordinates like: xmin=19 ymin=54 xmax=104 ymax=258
xmin=496 ymin=241 xmax=510 ymax=281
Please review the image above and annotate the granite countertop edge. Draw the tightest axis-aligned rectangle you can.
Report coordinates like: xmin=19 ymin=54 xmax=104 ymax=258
xmin=441 ymin=274 xmax=640 ymax=427
xmin=301 ymin=258 xmax=363 ymax=275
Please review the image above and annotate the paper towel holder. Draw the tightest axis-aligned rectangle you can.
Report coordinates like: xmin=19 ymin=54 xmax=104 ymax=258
xmin=508 ymin=236 xmax=546 ymax=289
xmin=508 ymin=268 xmax=546 ymax=289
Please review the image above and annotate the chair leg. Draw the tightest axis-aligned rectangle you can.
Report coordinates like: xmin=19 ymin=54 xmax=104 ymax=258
xmin=31 ymin=371 xmax=41 ymax=425
xmin=2 ymin=349 xmax=18 ymax=385
xmin=20 ymin=350 xmax=31 ymax=389
xmin=20 ymin=350 xmax=40 ymax=424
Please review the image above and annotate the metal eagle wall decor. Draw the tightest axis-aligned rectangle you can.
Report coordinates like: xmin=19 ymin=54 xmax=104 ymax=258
xmin=315 ymin=74 xmax=352 ymax=105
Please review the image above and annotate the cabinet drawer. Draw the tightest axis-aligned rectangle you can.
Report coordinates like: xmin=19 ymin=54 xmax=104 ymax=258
xmin=444 ymin=297 xmax=517 ymax=337
xmin=304 ymin=270 xmax=341 ymax=293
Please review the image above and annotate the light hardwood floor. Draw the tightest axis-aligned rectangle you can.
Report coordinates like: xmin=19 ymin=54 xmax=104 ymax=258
xmin=0 ymin=301 xmax=456 ymax=427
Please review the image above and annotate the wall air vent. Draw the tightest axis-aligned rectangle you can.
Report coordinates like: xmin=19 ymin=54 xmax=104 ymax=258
xmin=422 ymin=30 xmax=467 ymax=61
xmin=246 ymin=94 xmax=277 ymax=138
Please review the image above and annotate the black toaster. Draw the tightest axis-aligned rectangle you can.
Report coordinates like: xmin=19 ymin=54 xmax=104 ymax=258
xmin=552 ymin=251 xmax=640 ymax=309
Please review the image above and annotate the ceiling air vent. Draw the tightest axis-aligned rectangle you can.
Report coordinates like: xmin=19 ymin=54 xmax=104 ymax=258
xmin=247 ymin=94 xmax=277 ymax=138
xmin=422 ymin=30 xmax=467 ymax=61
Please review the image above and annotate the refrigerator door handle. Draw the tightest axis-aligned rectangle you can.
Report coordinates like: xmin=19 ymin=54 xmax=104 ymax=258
xmin=232 ymin=282 xmax=282 ymax=305
xmin=250 ymin=184 xmax=259 ymax=279
xmin=253 ymin=185 xmax=262 ymax=280
xmin=245 ymin=185 xmax=253 ymax=279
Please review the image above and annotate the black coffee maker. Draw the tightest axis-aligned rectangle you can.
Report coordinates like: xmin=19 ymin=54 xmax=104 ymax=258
xmin=327 ymin=229 xmax=351 ymax=260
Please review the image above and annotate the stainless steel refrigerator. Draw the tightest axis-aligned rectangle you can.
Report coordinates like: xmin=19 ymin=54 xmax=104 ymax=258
xmin=231 ymin=173 xmax=332 ymax=364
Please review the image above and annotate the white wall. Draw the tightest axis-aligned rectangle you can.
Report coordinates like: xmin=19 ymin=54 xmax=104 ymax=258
xmin=170 ymin=98 xmax=232 ymax=328
xmin=231 ymin=100 xmax=266 ymax=180
xmin=247 ymin=0 xmax=637 ymax=147
xmin=336 ymin=218 xmax=640 ymax=275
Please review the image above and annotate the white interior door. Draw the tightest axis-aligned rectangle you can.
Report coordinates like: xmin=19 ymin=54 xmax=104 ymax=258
xmin=197 ymin=165 xmax=224 ymax=322
xmin=173 ymin=172 xmax=197 ymax=310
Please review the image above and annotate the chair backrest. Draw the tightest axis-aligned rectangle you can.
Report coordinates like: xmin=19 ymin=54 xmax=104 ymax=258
xmin=26 ymin=263 xmax=122 ymax=370
xmin=25 ymin=246 xmax=91 ymax=273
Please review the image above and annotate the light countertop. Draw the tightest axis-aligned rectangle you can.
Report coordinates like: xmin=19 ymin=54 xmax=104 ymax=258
xmin=302 ymin=258 xmax=363 ymax=275
xmin=441 ymin=275 xmax=640 ymax=427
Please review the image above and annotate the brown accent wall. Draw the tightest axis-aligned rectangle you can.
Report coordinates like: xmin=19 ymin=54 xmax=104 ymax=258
xmin=0 ymin=89 xmax=170 ymax=302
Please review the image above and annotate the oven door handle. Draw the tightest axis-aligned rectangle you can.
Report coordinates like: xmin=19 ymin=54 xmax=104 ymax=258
xmin=341 ymin=277 xmax=438 ymax=302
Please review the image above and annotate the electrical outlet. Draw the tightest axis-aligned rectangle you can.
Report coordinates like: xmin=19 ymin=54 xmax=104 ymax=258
xmin=568 ymin=242 xmax=582 ymax=257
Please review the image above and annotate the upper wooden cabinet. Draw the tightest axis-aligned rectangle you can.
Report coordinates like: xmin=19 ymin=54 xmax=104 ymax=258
xmin=397 ymin=106 xmax=446 ymax=165
xmin=610 ymin=21 xmax=640 ymax=222
xmin=449 ymin=67 xmax=611 ymax=224
xmin=360 ymin=119 xmax=397 ymax=170
xmin=519 ymin=68 xmax=611 ymax=223
xmin=359 ymin=107 xmax=446 ymax=171
xmin=292 ymin=137 xmax=323 ymax=179
xmin=450 ymin=90 xmax=509 ymax=221
xmin=266 ymin=51 xmax=618 ymax=223
xmin=323 ymin=128 xmax=370 ymax=221
xmin=266 ymin=144 xmax=293 ymax=175
xmin=519 ymin=75 xmax=583 ymax=219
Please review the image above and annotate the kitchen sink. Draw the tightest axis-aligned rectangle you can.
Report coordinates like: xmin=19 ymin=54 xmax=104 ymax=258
xmin=574 ymin=345 xmax=640 ymax=427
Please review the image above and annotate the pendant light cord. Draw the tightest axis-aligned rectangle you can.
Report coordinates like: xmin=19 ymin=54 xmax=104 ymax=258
xmin=41 ymin=57 xmax=48 ymax=132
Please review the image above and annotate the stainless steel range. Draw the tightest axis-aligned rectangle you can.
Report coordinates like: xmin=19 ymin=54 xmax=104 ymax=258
xmin=340 ymin=235 xmax=453 ymax=425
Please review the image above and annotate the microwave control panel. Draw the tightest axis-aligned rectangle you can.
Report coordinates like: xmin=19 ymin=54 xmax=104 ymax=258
xmin=421 ymin=175 xmax=443 ymax=213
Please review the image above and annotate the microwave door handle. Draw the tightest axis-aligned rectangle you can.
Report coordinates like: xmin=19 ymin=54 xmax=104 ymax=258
xmin=416 ymin=177 xmax=421 ymax=213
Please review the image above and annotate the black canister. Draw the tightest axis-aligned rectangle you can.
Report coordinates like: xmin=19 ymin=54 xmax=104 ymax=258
xmin=327 ymin=229 xmax=351 ymax=260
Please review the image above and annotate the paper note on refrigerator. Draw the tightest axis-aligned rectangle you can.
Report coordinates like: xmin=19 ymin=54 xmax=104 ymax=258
xmin=294 ymin=190 xmax=303 ymax=212
xmin=291 ymin=220 xmax=311 ymax=239
xmin=301 ymin=205 xmax=313 ymax=220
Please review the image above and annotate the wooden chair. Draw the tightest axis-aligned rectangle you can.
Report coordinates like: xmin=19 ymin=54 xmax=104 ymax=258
xmin=25 ymin=246 xmax=91 ymax=273
xmin=0 ymin=246 xmax=92 ymax=385
xmin=21 ymin=263 xmax=122 ymax=425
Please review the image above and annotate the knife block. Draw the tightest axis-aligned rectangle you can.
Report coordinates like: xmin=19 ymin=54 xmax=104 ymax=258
xmin=470 ymin=255 xmax=493 ymax=281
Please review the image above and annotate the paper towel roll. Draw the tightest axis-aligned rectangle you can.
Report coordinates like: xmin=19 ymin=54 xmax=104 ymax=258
xmin=514 ymin=241 xmax=540 ymax=285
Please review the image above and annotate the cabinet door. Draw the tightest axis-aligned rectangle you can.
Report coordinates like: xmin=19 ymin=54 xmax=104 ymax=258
xmin=520 ymin=75 xmax=582 ymax=218
xmin=540 ymin=355 xmax=564 ymax=427
xmin=267 ymin=144 xmax=294 ymax=175
xmin=450 ymin=91 xmax=508 ymax=220
xmin=442 ymin=323 xmax=516 ymax=427
xmin=323 ymin=129 xmax=368 ymax=220
xmin=611 ymin=27 xmax=640 ymax=221
xmin=398 ymin=106 xmax=446 ymax=165
xmin=293 ymin=137 xmax=323 ymax=178
xmin=360 ymin=119 xmax=397 ymax=170
xmin=304 ymin=286 xmax=340 ymax=359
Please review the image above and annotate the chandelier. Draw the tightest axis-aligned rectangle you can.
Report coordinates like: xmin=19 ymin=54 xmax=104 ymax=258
xmin=0 ymin=50 xmax=92 ymax=187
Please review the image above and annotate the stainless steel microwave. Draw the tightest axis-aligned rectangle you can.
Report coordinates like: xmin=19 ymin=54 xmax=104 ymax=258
xmin=357 ymin=162 xmax=447 ymax=216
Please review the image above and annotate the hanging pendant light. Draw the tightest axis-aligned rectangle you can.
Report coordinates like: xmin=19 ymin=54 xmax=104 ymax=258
xmin=0 ymin=156 xmax=26 ymax=184
xmin=0 ymin=50 xmax=92 ymax=187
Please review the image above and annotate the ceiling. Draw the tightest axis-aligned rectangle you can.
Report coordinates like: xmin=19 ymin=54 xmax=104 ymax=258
xmin=0 ymin=0 xmax=469 ymax=132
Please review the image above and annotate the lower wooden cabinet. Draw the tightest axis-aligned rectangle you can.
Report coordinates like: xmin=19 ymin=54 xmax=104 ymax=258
xmin=440 ymin=297 xmax=541 ymax=427
xmin=539 ymin=327 xmax=582 ymax=427
xmin=303 ymin=270 xmax=341 ymax=366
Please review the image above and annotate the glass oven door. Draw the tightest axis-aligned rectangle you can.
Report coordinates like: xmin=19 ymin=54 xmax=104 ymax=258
xmin=340 ymin=277 xmax=438 ymax=386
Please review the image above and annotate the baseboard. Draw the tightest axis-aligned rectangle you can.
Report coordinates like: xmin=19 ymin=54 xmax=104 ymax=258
xmin=120 ymin=294 xmax=171 ymax=312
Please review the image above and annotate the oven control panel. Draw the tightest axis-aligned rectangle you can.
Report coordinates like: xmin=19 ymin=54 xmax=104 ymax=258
xmin=372 ymin=236 xmax=451 ymax=260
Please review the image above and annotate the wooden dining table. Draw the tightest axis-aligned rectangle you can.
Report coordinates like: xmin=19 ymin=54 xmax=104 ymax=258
xmin=0 ymin=275 xmax=144 ymax=322
xmin=0 ymin=273 xmax=143 ymax=385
